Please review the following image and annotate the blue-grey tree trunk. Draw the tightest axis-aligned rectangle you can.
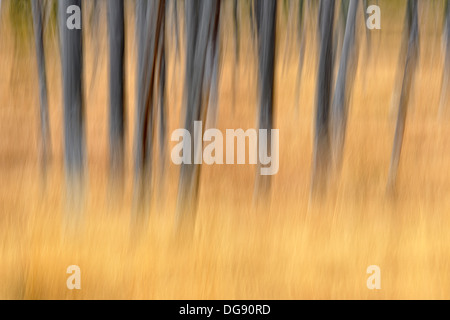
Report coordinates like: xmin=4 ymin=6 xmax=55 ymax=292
xmin=331 ymin=0 xmax=359 ymax=172
xmin=439 ymin=0 xmax=450 ymax=116
xmin=31 ymin=0 xmax=51 ymax=174
xmin=176 ymin=0 xmax=221 ymax=230
xmin=254 ymin=0 xmax=277 ymax=197
xmin=108 ymin=0 xmax=125 ymax=184
xmin=295 ymin=0 xmax=305 ymax=113
xmin=388 ymin=0 xmax=419 ymax=192
xmin=59 ymin=0 xmax=85 ymax=197
xmin=311 ymin=0 xmax=335 ymax=198
xmin=133 ymin=0 xmax=165 ymax=218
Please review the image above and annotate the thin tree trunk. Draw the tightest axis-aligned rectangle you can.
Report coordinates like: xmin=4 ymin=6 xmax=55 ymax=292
xmin=390 ymin=0 xmax=416 ymax=116
xmin=254 ymin=0 xmax=277 ymax=197
xmin=311 ymin=0 xmax=335 ymax=198
xmin=133 ymin=0 xmax=165 ymax=217
xmin=32 ymin=0 xmax=51 ymax=174
xmin=176 ymin=0 xmax=221 ymax=230
xmin=331 ymin=0 xmax=359 ymax=172
xmin=439 ymin=0 xmax=450 ymax=117
xmin=295 ymin=0 xmax=305 ymax=113
xmin=232 ymin=0 xmax=239 ymax=113
xmin=158 ymin=2 xmax=167 ymax=174
xmin=59 ymin=0 xmax=85 ymax=214
xmin=59 ymin=2 xmax=85 ymax=178
xmin=387 ymin=0 xmax=419 ymax=192
xmin=108 ymin=0 xmax=125 ymax=185
xmin=206 ymin=0 xmax=222 ymax=129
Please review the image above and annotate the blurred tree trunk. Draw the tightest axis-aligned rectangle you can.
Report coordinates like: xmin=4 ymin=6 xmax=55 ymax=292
xmin=388 ymin=0 xmax=419 ymax=192
xmin=295 ymin=0 xmax=305 ymax=113
xmin=31 ymin=0 xmax=51 ymax=174
xmin=311 ymin=0 xmax=335 ymax=198
xmin=133 ymin=0 xmax=165 ymax=218
xmin=157 ymin=1 xmax=167 ymax=175
xmin=331 ymin=0 xmax=359 ymax=172
xmin=205 ymin=0 xmax=222 ymax=129
xmin=254 ymin=0 xmax=277 ymax=197
xmin=440 ymin=0 xmax=450 ymax=117
xmin=176 ymin=0 xmax=221 ymax=231
xmin=391 ymin=0 xmax=416 ymax=115
xmin=59 ymin=0 xmax=85 ymax=210
xmin=107 ymin=0 xmax=125 ymax=186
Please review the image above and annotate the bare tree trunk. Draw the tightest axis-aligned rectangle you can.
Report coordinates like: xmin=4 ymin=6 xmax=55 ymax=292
xmin=176 ymin=0 xmax=221 ymax=230
xmin=157 ymin=2 xmax=167 ymax=175
xmin=332 ymin=0 xmax=349 ymax=78
xmin=88 ymin=0 xmax=101 ymax=98
xmin=59 ymin=0 xmax=85 ymax=211
xmin=295 ymin=0 xmax=305 ymax=113
xmin=331 ymin=0 xmax=359 ymax=172
xmin=281 ymin=0 xmax=295 ymax=76
xmin=31 ymin=0 xmax=51 ymax=175
xmin=390 ymin=0 xmax=416 ymax=116
xmin=387 ymin=0 xmax=419 ymax=192
xmin=172 ymin=0 xmax=180 ymax=60
xmin=311 ymin=0 xmax=335 ymax=198
xmin=133 ymin=0 xmax=165 ymax=218
xmin=231 ymin=0 xmax=240 ymax=113
xmin=108 ymin=0 xmax=125 ymax=186
xmin=206 ymin=0 xmax=222 ymax=129
xmin=233 ymin=0 xmax=240 ymax=65
xmin=254 ymin=0 xmax=277 ymax=197
xmin=439 ymin=0 xmax=450 ymax=117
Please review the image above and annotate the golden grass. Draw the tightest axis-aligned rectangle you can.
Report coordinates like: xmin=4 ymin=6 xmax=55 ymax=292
xmin=0 ymin=0 xmax=450 ymax=299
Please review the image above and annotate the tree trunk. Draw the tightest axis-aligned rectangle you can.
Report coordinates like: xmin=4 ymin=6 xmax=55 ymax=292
xmin=133 ymin=0 xmax=165 ymax=217
xmin=108 ymin=0 xmax=125 ymax=184
xmin=331 ymin=0 xmax=359 ymax=172
xmin=439 ymin=0 xmax=450 ymax=117
xmin=31 ymin=0 xmax=51 ymax=174
xmin=254 ymin=0 xmax=277 ymax=197
xmin=59 ymin=0 xmax=85 ymax=205
xmin=176 ymin=0 xmax=221 ymax=230
xmin=311 ymin=0 xmax=335 ymax=198
xmin=387 ymin=0 xmax=419 ymax=192
xmin=295 ymin=0 xmax=305 ymax=113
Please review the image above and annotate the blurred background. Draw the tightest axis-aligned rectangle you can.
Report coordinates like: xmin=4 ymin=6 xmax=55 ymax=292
xmin=1 ymin=0 xmax=450 ymax=299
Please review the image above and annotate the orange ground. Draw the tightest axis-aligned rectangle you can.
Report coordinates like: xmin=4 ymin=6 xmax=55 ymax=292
xmin=1 ymin=0 xmax=450 ymax=299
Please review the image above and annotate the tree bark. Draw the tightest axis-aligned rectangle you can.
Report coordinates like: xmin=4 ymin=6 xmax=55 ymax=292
xmin=32 ymin=0 xmax=51 ymax=174
xmin=311 ymin=0 xmax=335 ymax=198
xmin=108 ymin=0 xmax=125 ymax=184
xmin=388 ymin=0 xmax=419 ymax=192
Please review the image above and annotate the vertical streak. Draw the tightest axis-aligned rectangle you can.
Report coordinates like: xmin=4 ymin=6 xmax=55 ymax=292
xmin=311 ymin=0 xmax=335 ymax=197
xmin=108 ymin=0 xmax=125 ymax=181
xmin=32 ymin=0 xmax=51 ymax=172
xmin=388 ymin=0 xmax=419 ymax=191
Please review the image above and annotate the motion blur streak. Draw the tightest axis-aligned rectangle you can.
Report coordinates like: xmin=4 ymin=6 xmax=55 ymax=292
xmin=0 ymin=0 xmax=450 ymax=299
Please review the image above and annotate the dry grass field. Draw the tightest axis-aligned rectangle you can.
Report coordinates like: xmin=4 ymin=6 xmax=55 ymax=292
xmin=1 ymin=0 xmax=450 ymax=299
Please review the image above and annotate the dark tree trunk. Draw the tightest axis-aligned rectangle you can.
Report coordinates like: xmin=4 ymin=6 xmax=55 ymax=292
xmin=388 ymin=0 xmax=419 ymax=192
xmin=295 ymin=0 xmax=305 ymax=113
xmin=232 ymin=0 xmax=239 ymax=112
xmin=206 ymin=0 xmax=222 ymax=129
xmin=31 ymin=0 xmax=51 ymax=174
xmin=107 ymin=0 xmax=125 ymax=184
xmin=157 ymin=2 xmax=167 ymax=173
xmin=254 ymin=0 xmax=277 ymax=196
xmin=311 ymin=0 xmax=335 ymax=198
xmin=133 ymin=0 xmax=165 ymax=217
xmin=176 ymin=0 xmax=221 ymax=230
xmin=59 ymin=0 xmax=85 ymax=195
xmin=440 ymin=0 xmax=450 ymax=116
xmin=331 ymin=0 xmax=359 ymax=172
xmin=391 ymin=0 xmax=416 ymax=114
